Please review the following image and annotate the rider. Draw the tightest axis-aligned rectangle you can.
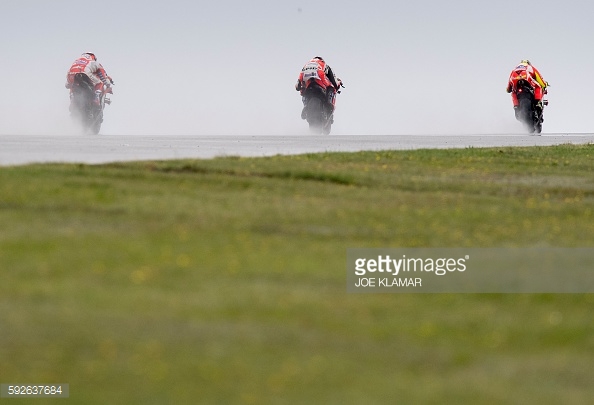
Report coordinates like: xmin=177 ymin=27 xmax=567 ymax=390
xmin=295 ymin=56 xmax=341 ymax=119
xmin=65 ymin=52 xmax=113 ymax=107
xmin=506 ymin=59 xmax=548 ymax=119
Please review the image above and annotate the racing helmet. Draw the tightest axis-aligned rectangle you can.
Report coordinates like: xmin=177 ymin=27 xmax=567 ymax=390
xmin=82 ymin=52 xmax=97 ymax=61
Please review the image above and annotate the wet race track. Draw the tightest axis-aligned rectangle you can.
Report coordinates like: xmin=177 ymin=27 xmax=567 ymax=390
xmin=1 ymin=134 xmax=593 ymax=166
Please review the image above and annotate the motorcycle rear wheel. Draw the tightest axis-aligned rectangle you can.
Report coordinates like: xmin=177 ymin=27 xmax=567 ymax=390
xmin=306 ymin=98 xmax=324 ymax=134
xmin=322 ymin=115 xmax=332 ymax=135
xmin=86 ymin=107 xmax=103 ymax=135
xmin=90 ymin=121 xmax=102 ymax=135
xmin=518 ymin=97 xmax=535 ymax=134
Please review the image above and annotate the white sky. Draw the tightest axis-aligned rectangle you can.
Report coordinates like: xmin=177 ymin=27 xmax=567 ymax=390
xmin=0 ymin=0 xmax=592 ymax=135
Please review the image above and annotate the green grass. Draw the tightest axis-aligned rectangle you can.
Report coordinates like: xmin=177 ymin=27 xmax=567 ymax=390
xmin=1 ymin=144 xmax=593 ymax=404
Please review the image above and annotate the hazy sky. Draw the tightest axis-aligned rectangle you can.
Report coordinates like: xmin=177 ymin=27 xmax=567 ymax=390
xmin=1 ymin=0 xmax=593 ymax=135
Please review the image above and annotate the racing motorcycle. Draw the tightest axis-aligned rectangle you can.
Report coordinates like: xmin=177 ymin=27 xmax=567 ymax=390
xmin=514 ymin=79 xmax=547 ymax=134
xmin=301 ymin=79 xmax=344 ymax=135
xmin=70 ymin=73 xmax=113 ymax=134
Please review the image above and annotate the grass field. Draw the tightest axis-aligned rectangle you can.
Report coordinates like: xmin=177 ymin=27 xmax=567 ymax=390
xmin=1 ymin=144 xmax=593 ymax=404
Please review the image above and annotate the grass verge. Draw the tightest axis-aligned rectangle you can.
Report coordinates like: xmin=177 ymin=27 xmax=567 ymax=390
xmin=1 ymin=144 xmax=593 ymax=404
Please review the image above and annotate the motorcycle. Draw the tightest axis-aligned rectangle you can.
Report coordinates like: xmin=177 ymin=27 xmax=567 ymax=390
xmin=301 ymin=79 xmax=344 ymax=135
xmin=514 ymin=79 xmax=547 ymax=134
xmin=70 ymin=73 xmax=113 ymax=134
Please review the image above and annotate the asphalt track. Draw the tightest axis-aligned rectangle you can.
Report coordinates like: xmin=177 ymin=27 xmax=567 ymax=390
xmin=1 ymin=134 xmax=593 ymax=166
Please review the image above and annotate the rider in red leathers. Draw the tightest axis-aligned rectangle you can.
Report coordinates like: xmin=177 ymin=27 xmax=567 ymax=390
xmin=65 ymin=52 xmax=113 ymax=107
xmin=506 ymin=59 xmax=548 ymax=120
xmin=295 ymin=56 xmax=342 ymax=119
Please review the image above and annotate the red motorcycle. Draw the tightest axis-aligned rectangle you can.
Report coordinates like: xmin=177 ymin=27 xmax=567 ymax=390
xmin=301 ymin=79 xmax=344 ymax=135
xmin=70 ymin=73 xmax=113 ymax=134
xmin=513 ymin=79 xmax=547 ymax=134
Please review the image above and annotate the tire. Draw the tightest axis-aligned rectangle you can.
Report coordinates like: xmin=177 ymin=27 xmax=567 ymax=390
xmin=306 ymin=97 xmax=324 ymax=134
xmin=309 ymin=123 xmax=323 ymax=135
xmin=90 ymin=121 xmax=102 ymax=135
xmin=322 ymin=113 xmax=332 ymax=135
xmin=518 ymin=97 xmax=535 ymax=134
xmin=534 ymin=106 xmax=543 ymax=135
xmin=87 ymin=107 xmax=103 ymax=135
